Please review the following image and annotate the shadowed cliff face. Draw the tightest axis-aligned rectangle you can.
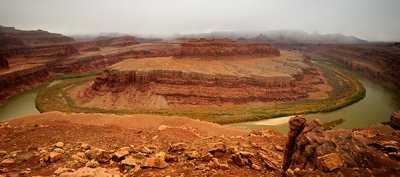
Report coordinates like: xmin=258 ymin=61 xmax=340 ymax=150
xmin=0 ymin=55 xmax=9 ymax=69
xmin=283 ymin=116 xmax=400 ymax=175
xmin=175 ymin=38 xmax=280 ymax=58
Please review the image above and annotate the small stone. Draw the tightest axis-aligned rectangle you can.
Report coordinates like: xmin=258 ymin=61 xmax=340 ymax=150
xmin=139 ymin=146 xmax=154 ymax=154
xmin=81 ymin=143 xmax=90 ymax=150
xmin=169 ymin=143 xmax=188 ymax=152
xmin=85 ymin=160 xmax=99 ymax=168
xmin=185 ymin=151 xmax=200 ymax=160
xmin=252 ymin=164 xmax=261 ymax=171
xmin=55 ymin=142 xmax=64 ymax=148
xmin=133 ymin=152 xmax=146 ymax=159
xmin=121 ymin=156 xmax=136 ymax=166
xmin=228 ymin=146 xmax=239 ymax=154
xmin=141 ymin=152 xmax=168 ymax=169
xmin=49 ymin=152 xmax=63 ymax=162
xmin=158 ymin=125 xmax=169 ymax=131
xmin=208 ymin=158 xmax=220 ymax=169
xmin=1 ymin=159 xmax=15 ymax=167
xmin=20 ymin=168 xmax=31 ymax=175
xmin=195 ymin=164 xmax=207 ymax=170
xmin=258 ymin=151 xmax=278 ymax=170
xmin=76 ymin=152 xmax=86 ymax=158
xmin=85 ymin=148 xmax=110 ymax=162
xmin=286 ymin=169 xmax=295 ymax=176
xmin=274 ymin=145 xmax=284 ymax=152
xmin=317 ymin=153 xmax=343 ymax=172
xmin=294 ymin=167 xmax=301 ymax=175
xmin=165 ymin=154 xmax=178 ymax=162
xmin=233 ymin=153 xmax=246 ymax=166
xmin=110 ymin=144 xmax=118 ymax=149
xmin=113 ymin=150 xmax=129 ymax=161
xmin=53 ymin=148 xmax=64 ymax=154
xmin=0 ymin=151 xmax=7 ymax=156
xmin=239 ymin=151 xmax=254 ymax=158
xmin=71 ymin=154 xmax=84 ymax=162
xmin=53 ymin=167 xmax=75 ymax=176
xmin=219 ymin=163 xmax=230 ymax=170
xmin=201 ymin=152 xmax=214 ymax=162
xmin=208 ymin=142 xmax=226 ymax=153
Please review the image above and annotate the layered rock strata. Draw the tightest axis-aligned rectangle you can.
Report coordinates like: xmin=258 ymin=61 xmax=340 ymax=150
xmin=74 ymin=36 xmax=139 ymax=51
xmin=175 ymin=38 xmax=280 ymax=58
xmin=76 ymin=50 xmax=327 ymax=108
xmin=0 ymin=44 xmax=79 ymax=59
xmin=0 ymin=25 xmax=74 ymax=47
xmin=0 ymin=65 xmax=51 ymax=105
xmin=280 ymin=43 xmax=400 ymax=90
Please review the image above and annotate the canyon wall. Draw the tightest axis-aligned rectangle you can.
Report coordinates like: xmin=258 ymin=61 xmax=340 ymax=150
xmin=73 ymin=36 xmax=139 ymax=51
xmin=279 ymin=43 xmax=400 ymax=90
xmin=0 ymin=55 xmax=9 ymax=69
xmin=81 ymin=47 xmax=326 ymax=107
xmin=90 ymin=69 xmax=308 ymax=105
xmin=313 ymin=44 xmax=400 ymax=90
xmin=0 ymin=44 xmax=80 ymax=59
xmin=52 ymin=48 xmax=170 ymax=73
xmin=0 ymin=25 xmax=74 ymax=47
xmin=0 ymin=25 xmax=79 ymax=59
xmin=175 ymin=38 xmax=280 ymax=58
xmin=0 ymin=65 xmax=52 ymax=105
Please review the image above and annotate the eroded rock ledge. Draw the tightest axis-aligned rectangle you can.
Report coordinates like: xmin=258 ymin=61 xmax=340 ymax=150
xmin=283 ymin=116 xmax=400 ymax=175
xmin=175 ymin=38 xmax=280 ymax=58
xmin=76 ymin=51 xmax=327 ymax=107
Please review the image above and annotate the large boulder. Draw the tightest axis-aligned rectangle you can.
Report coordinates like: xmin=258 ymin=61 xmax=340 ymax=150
xmin=390 ymin=111 xmax=400 ymax=129
xmin=283 ymin=115 xmax=400 ymax=174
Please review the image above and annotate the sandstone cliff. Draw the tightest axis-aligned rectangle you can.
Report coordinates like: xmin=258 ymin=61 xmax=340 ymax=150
xmin=0 ymin=25 xmax=74 ymax=47
xmin=0 ymin=26 xmax=79 ymax=60
xmin=0 ymin=65 xmax=52 ymax=105
xmin=280 ymin=43 xmax=400 ymax=90
xmin=75 ymin=51 xmax=328 ymax=108
xmin=283 ymin=116 xmax=400 ymax=175
xmin=175 ymin=38 xmax=280 ymax=58
xmin=74 ymin=36 xmax=140 ymax=51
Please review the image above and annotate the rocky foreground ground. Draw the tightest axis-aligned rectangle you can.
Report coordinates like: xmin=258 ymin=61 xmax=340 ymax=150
xmin=1 ymin=112 xmax=400 ymax=177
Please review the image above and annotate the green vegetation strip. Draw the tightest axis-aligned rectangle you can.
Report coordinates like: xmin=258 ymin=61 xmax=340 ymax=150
xmin=36 ymin=63 xmax=365 ymax=124
xmin=54 ymin=71 xmax=102 ymax=80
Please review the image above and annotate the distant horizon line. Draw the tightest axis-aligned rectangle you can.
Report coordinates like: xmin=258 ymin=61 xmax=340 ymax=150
xmin=2 ymin=25 xmax=399 ymax=43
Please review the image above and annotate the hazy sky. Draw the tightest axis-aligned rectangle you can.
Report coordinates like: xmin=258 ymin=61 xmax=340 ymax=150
xmin=0 ymin=0 xmax=399 ymax=41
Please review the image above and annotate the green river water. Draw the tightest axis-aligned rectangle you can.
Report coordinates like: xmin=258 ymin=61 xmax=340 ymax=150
xmin=0 ymin=61 xmax=399 ymax=134
xmin=232 ymin=61 xmax=400 ymax=133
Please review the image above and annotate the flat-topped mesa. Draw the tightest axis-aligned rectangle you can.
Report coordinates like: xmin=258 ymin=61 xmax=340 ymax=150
xmin=74 ymin=36 xmax=140 ymax=52
xmin=81 ymin=51 xmax=327 ymax=107
xmin=175 ymin=38 xmax=280 ymax=58
xmin=0 ymin=26 xmax=74 ymax=47
xmin=0 ymin=25 xmax=79 ymax=59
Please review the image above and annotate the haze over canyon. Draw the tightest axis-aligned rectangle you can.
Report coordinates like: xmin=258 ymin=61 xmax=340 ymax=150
xmin=0 ymin=0 xmax=400 ymax=177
